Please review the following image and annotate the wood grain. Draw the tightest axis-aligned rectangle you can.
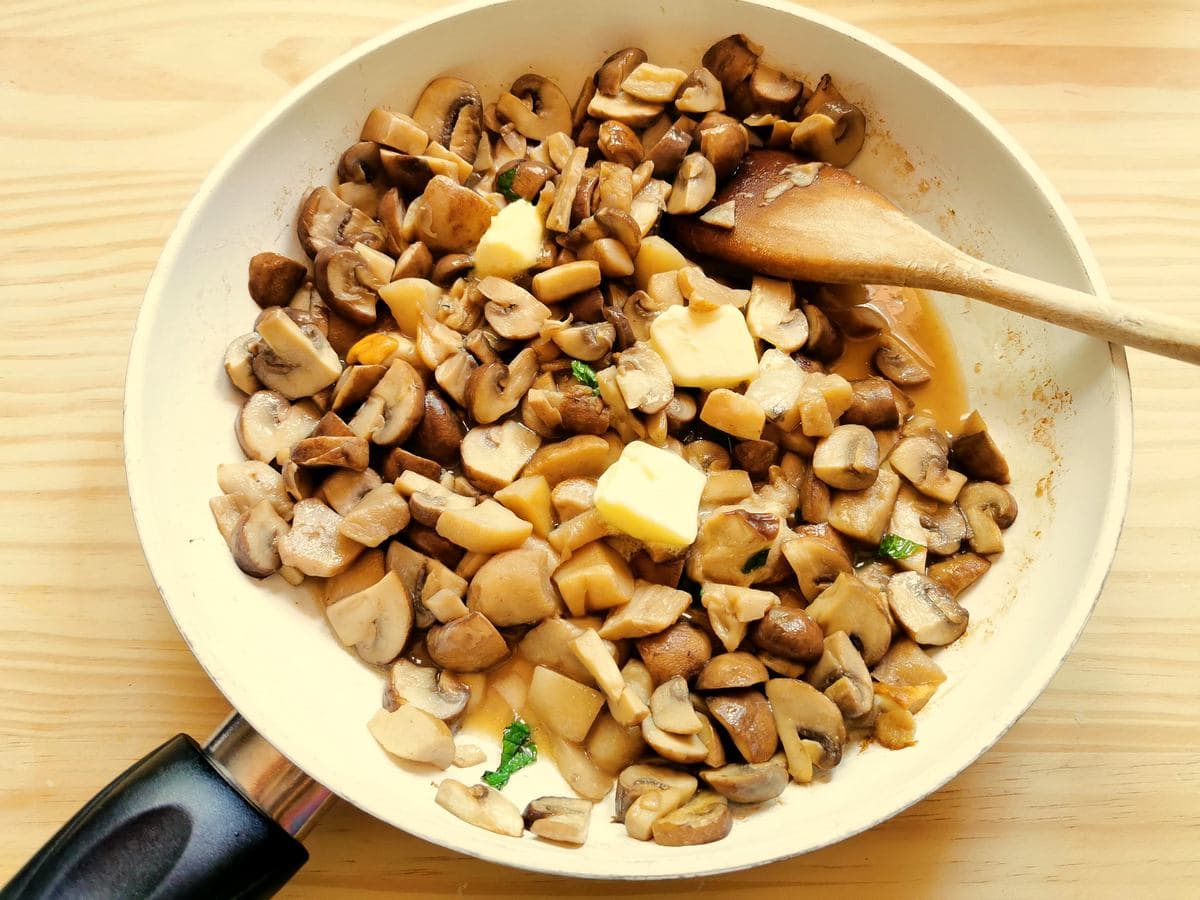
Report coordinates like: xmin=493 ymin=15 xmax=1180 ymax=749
xmin=1 ymin=1 xmax=1197 ymax=897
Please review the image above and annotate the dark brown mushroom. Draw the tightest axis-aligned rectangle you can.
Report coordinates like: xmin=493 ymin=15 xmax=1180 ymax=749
xmin=874 ymin=335 xmax=931 ymax=386
xmin=797 ymin=74 xmax=867 ymax=168
xmin=951 ymin=410 xmax=1011 ymax=484
xmin=676 ymin=68 xmax=725 ymax=115
xmin=414 ymin=176 xmax=495 ymax=254
xmin=696 ymin=112 xmax=751 ymax=181
xmin=313 ymin=245 xmax=378 ymax=326
xmin=494 ymin=158 xmax=556 ymax=201
xmin=706 ymin=690 xmax=778 ymax=763
xmin=596 ymin=48 xmax=649 ymax=97
xmin=700 ymin=34 xmax=763 ymax=117
xmin=637 ymin=621 xmax=713 ymax=685
xmin=842 ymin=376 xmax=902 ymax=428
xmin=411 ymin=390 xmax=467 ymax=465
xmin=425 ymin=611 xmax=509 ymax=672
xmin=748 ymin=64 xmax=803 ymax=116
xmin=749 ymin=607 xmax=824 ymax=663
xmin=248 ymin=252 xmax=308 ymax=309
xmin=337 ymin=141 xmax=382 ymax=184
xmin=645 ymin=117 xmax=697 ymax=179
xmin=597 ymin=120 xmax=644 ymax=168
xmin=296 ymin=186 xmax=385 ymax=257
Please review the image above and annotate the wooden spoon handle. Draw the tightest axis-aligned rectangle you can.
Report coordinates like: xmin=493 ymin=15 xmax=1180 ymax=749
xmin=921 ymin=250 xmax=1200 ymax=365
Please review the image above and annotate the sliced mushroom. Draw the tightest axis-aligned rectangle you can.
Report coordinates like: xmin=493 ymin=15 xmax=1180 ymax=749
xmin=612 ymin=342 xmax=673 ymax=414
xmin=744 ymin=277 xmax=807 ymax=352
xmin=348 ymin=358 xmax=425 ymax=446
xmin=842 ymin=376 xmax=902 ymax=428
xmin=317 ymin=469 xmax=382 ymax=518
xmin=636 ymin=621 xmax=712 ymax=685
xmin=697 ymin=112 xmax=751 ymax=181
xmin=797 ymin=74 xmax=866 ymax=168
xmin=780 ymin=535 xmax=851 ymax=602
xmin=369 ymin=705 xmax=454 ymax=770
xmin=223 ymin=333 xmax=262 ymax=395
xmin=229 ymin=499 xmax=288 ymax=578
xmin=523 ymin=434 xmax=613 ymax=486
xmin=887 ymin=571 xmax=968 ymax=646
xmin=551 ymin=321 xmax=616 ymax=362
xmin=477 ymin=276 xmax=551 ymax=340
xmin=665 ymin=153 xmax=716 ymax=215
xmin=644 ymin=116 xmax=697 ymax=179
xmin=386 ymin=659 xmax=471 ymax=721
xmin=827 ymin=465 xmax=902 ymax=545
xmin=434 ymin=779 xmax=523 ymax=837
xmin=411 ymin=77 xmax=483 ymax=163
xmin=248 ymin=252 xmax=307 ymax=309
xmin=889 ymin=436 xmax=967 ymax=504
xmin=951 ymin=411 xmax=1011 ymax=484
xmin=297 ymin=186 xmax=385 ymax=257
xmin=805 ymin=573 xmax=892 ymax=665
xmin=587 ymin=91 xmax=663 ymax=129
xmin=493 ymin=475 xmax=553 ymax=539
xmin=252 ymin=307 xmax=343 ymax=400
xmin=325 ymin=570 xmax=412 ymax=663
xmin=313 ymin=244 xmax=378 ymax=326
xmin=337 ymin=484 xmax=410 ymax=547
xmin=291 ymin=434 xmax=369 ymax=470
xmin=236 ymin=391 xmax=320 ymax=465
xmin=928 ymin=552 xmax=992 ymax=598
xmin=598 ymin=581 xmax=691 ymax=640
xmin=676 ymin=67 xmax=725 ymax=115
xmin=465 ymin=347 xmax=538 ymax=424
xmin=641 ymin=712 xmax=708 ymax=764
xmin=749 ymin=64 xmax=803 ymax=116
xmin=874 ymin=334 xmax=930 ymax=386
xmin=496 ymin=74 xmax=572 ymax=141
xmin=457 ymin=420 xmax=541 ymax=494
xmin=597 ymin=120 xmax=644 ymax=168
xmin=651 ymin=791 xmax=732 ymax=847
xmin=425 ymin=611 xmax=509 ymax=672
xmin=765 ymin=678 xmax=846 ymax=781
xmin=700 ymin=757 xmax=788 ymax=804
xmin=805 ymin=631 xmax=873 ymax=718
xmin=649 ymin=676 xmax=703 ymax=735
xmin=695 ymin=651 xmax=769 ymax=691
xmin=747 ymin=606 xmax=824 ymax=664
xmin=701 ymin=34 xmax=762 ymax=118
xmin=700 ymin=583 xmax=779 ymax=652
xmin=812 ymin=425 xmax=879 ymax=491
xmin=323 ymin=548 xmax=385 ymax=606
xmin=466 ymin=544 xmax=560 ymax=625
xmin=706 ymin=690 xmax=778 ymax=763
xmin=216 ymin=460 xmax=293 ymax=520
xmin=523 ymin=796 xmax=592 ymax=846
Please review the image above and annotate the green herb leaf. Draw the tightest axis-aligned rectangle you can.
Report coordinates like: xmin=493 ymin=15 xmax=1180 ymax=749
xmin=571 ymin=359 xmax=601 ymax=395
xmin=481 ymin=719 xmax=537 ymax=789
xmin=742 ymin=548 xmax=770 ymax=573
xmin=877 ymin=533 xmax=923 ymax=560
xmin=496 ymin=167 xmax=520 ymax=202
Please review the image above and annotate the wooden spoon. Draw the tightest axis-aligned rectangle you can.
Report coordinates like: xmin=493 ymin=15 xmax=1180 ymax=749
xmin=669 ymin=150 xmax=1200 ymax=365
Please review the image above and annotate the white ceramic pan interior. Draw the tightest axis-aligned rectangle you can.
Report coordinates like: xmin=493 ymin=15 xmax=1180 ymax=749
xmin=124 ymin=0 xmax=1131 ymax=879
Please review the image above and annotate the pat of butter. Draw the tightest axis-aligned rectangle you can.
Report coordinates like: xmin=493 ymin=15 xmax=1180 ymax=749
xmin=649 ymin=304 xmax=759 ymax=389
xmin=594 ymin=441 xmax=705 ymax=548
xmin=472 ymin=199 xmax=544 ymax=279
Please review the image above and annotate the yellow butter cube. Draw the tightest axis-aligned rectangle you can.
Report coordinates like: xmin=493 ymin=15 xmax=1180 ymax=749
xmin=472 ymin=199 xmax=545 ymax=279
xmin=649 ymin=304 xmax=759 ymax=389
xmin=594 ymin=441 xmax=705 ymax=548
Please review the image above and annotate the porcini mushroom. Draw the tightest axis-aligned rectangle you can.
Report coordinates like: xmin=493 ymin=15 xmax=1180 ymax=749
xmin=466 ymin=545 xmax=560 ymax=625
xmin=637 ymin=621 xmax=712 ymax=685
xmin=414 ymin=176 xmax=495 ymax=254
xmin=314 ymin=245 xmax=379 ymax=326
xmin=425 ymin=611 xmax=509 ymax=672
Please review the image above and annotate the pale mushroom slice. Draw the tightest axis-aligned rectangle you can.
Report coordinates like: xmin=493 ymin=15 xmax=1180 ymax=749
xmin=467 ymin=545 xmax=561 ymax=626
xmin=251 ymin=307 xmax=343 ymax=399
xmin=805 ymin=573 xmax=892 ymax=665
xmin=665 ymin=154 xmax=717 ymax=215
xmin=676 ymin=266 xmax=750 ymax=310
xmin=641 ymin=713 xmax=709 ymax=765
xmin=217 ymin=460 xmax=293 ymax=520
xmin=888 ymin=436 xmax=968 ymax=504
xmin=614 ymin=341 xmax=674 ymax=414
xmin=337 ymin=484 xmax=410 ymax=548
xmin=886 ymin=571 xmax=968 ymax=646
xmin=460 ymin=421 xmax=542 ymax=493
xmin=425 ymin=611 xmax=509 ymax=672
xmin=465 ymin=347 xmax=539 ymax=425
xmin=478 ymin=276 xmax=552 ymax=340
xmin=959 ymin=482 xmax=1018 ymax=554
xmin=781 ymin=534 xmax=853 ymax=602
xmin=349 ymin=358 xmax=425 ymax=446
xmin=412 ymin=77 xmax=482 ymax=163
xmin=812 ymin=425 xmax=880 ymax=491
xmin=651 ymin=791 xmax=732 ymax=847
xmin=368 ymin=705 xmax=454 ymax=770
xmin=615 ymin=764 xmax=698 ymax=840
xmin=765 ymin=678 xmax=847 ymax=783
xmin=827 ymin=465 xmax=902 ymax=545
xmin=744 ymin=277 xmax=807 ymax=352
xmin=598 ymin=581 xmax=691 ymax=640
xmin=230 ymin=499 xmax=289 ymax=578
xmin=277 ymin=498 xmax=364 ymax=577
xmin=676 ymin=67 xmax=725 ymax=114
xmin=496 ymin=74 xmax=572 ymax=140
xmin=386 ymin=659 xmax=471 ymax=721
xmin=649 ymin=676 xmax=702 ymax=735
xmin=700 ymin=757 xmax=789 ymax=805
xmin=805 ymin=631 xmax=873 ymax=718
xmin=586 ymin=710 xmax=647 ymax=774
xmin=695 ymin=652 xmax=769 ymax=691
xmin=571 ymin=628 xmax=649 ymax=727
xmin=224 ymin=333 xmax=262 ymax=394
xmin=434 ymin=779 xmax=523 ymax=837
xmin=436 ymin=498 xmax=533 ymax=555
xmin=523 ymin=796 xmax=592 ymax=846
xmin=326 ymin=570 xmax=412 ymax=664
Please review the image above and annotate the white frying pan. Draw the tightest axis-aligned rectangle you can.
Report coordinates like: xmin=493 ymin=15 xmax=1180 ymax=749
xmin=3 ymin=0 xmax=1131 ymax=894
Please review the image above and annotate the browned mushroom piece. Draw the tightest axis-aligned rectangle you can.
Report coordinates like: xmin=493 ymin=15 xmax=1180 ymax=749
xmin=229 ymin=499 xmax=289 ymax=578
xmin=695 ymin=652 xmax=769 ymax=691
xmin=927 ymin=552 xmax=991 ymax=598
xmin=748 ymin=607 xmax=825 ymax=663
xmin=766 ymin=677 xmax=846 ymax=781
xmin=701 ymin=34 xmax=763 ymax=118
xmin=224 ymin=333 xmax=262 ymax=395
xmin=248 ymin=252 xmax=307 ymax=309
xmin=676 ymin=68 xmax=725 ymax=115
xmin=496 ymin=74 xmax=572 ymax=141
xmin=650 ymin=791 xmax=732 ymax=847
xmin=705 ymin=690 xmax=778 ymax=764
xmin=597 ymin=120 xmax=644 ymax=168
xmin=887 ymin=571 xmax=969 ymax=646
xmin=805 ymin=573 xmax=892 ymax=666
xmin=645 ymin=117 xmax=697 ymax=179
xmin=414 ymin=176 xmax=495 ymax=254
xmin=349 ymin=358 xmax=425 ymax=446
xmin=313 ymin=245 xmax=378 ymax=326
xmin=694 ymin=112 xmax=751 ymax=182
xmin=666 ymin=154 xmax=717 ymax=215
xmin=951 ymin=410 xmax=1011 ymax=484
xmin=337 ymin=140 xmax=383 ymax=184
xmin=460 ymin=420 xmax=542 ymax=493
xmin=411 ymin=77 xmax=483 ymax=163
xmin=291 ymin=433 xmax=369 ymax=470
xmin=297 ymin=186 xmax=385 ymax=257
xmin=700 ymin=757 xmax=788 ymax=804
xmin=888 ymin=436 xmax=967 ymax=504
xmin=636 ymin=621 xmax=713 ymax=684
xmin=551 ymin=322 xmax=617 ymax=362
xmin=478 ymin=277 xmax=552 ymax=340
xmin=811 ymin=424 xmax=879 ymax=491
xmin=874 ymin=335 xmax=930 ymax=386
xmin=425 ymin=611 xmax=509 ymax=672
xmin=958 ymin=481 xmax=1018 ymax=554
xmin=798 ymin=74 xmax=867 ymax=168
xmin=805 ymin=631 xmax=873 ymax=718
xmin=465 ymin=347 xmax=539 ymax=424
xmin=803 ymin=302 xmax=844 ymax=363
xmin=494 ymin=158 xmax=556 ymax=202
xmin=842 ymin=376 xmax=902 ymax=428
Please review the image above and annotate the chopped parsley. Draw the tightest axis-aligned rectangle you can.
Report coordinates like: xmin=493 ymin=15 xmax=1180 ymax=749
xmin=571 ymin=359 xmax=601 ymax=395
xmin=877 ymin=533 xmax=923 ymax=560
xmin=742 ymin=548 xmax=770 ymax=573
xmin=496 ymin=167 xmax=520 ymax=202
xmin=481 ymin=719 xmax=537 ymax=790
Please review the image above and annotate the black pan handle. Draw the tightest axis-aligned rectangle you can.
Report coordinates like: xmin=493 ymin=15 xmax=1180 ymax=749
xmin=2 ymin=715 xmax=332 ymax=900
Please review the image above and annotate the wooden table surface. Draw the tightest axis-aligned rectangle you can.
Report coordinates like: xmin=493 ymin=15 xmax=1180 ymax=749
xmin=2 ymin=0 xmax=1198 ymax=896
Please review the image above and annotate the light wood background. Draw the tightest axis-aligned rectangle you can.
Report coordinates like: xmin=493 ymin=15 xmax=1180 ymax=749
xmin=2 ymin=1 xmax=1198 ymax=896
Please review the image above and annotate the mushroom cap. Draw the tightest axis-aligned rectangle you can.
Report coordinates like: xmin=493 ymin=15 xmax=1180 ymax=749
xmin=314 ymin=245 xmax=378 ymax=326
xmin=812 ymin=424 xmax=880 ymax=491
xmin=230 ymin=499 xmax=288 ymax=578
xmin=637 ymin=621 xmax=713 ymax=685
xmin=252 ymin=307 xmax=344 ymax=400
xmin=805 ymin=631 xmax=874 ymax=718
xmin=959 ymin=481 xmax=1018 ymax=555
xmin=411 ymin=77 xmax=483 ymax=163
xmin=425 ymin=611 xmax=509 ymax=672
xmin=699 ymin=758 xmax=789 ymax=805
xmin=705 ymin=689 xmax=779 ymax=763
xmin=467 ymin=546 xmax=561 ymax=626
xmin=248 ymin=252 xmax=308 ymax=309
xmin=765 ymin=677 xmax=847 ymax=774
xmin=236 ymin=391 xmax=320 ymax=465
xmin=666 ymin=153 xmax=717 ymax=216
xmin=414 ymin=176 xmax=495 ymax=254
xmin=749 ymin=606 xmax=825 ymax=663
xmin=805 ymin=573 xmax=892 ymax=666
xmin=478 ymin=277 xmax=552 ymax=340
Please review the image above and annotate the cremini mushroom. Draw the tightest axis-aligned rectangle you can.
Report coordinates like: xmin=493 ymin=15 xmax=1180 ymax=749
xmin=887 ymin=571 xmax=969 ymax=646
xmin=411 ymin=77 xmax=483 ymax=163
xmin=805 ymin=631 xmax=873 ymax=718
xmin=414 ymin=176 xmax=495 ymax=254
xmin=466 ymin=544 xmax=560 ymax=624
xmin=523 ymin=796 xmax=592 ymax=845
xmin=291 ymin=433 xmax=369 ymax=470
xmin=425 ymin=611 xmax=509 ymax=672
xmin=478 ymin=276 xmax=551 ymax=340
xmin=695 ymin=651 xmax=769 ymax=691
xmin=325 ymin=570 xmax=412 ymax=663
xmin=842 ymin=376 xmax=902 ymax=428
xmin=216 ymin=460 xmax=293 ymax=520
xmin=651 ymin=791 xmax=732 ymax=847
xmin=874 ymin=334 xmax=930 ymax=386
xmin=706 ymin=690 xmax=778 ymax=763
xmin=496 ymin=74 xmax=572 ymax=141
xmin=359 ymin=108 xmax=428 ymax=155
xmin=465 ymin=347 xmax=538 ymax=425
xmin=827 ymin=465 xmax=901 ymax=544
xmin=748 ymin=606 xmax=825 ymax=664
xmin=812 ymin=425 xmax=879 ymax=490
xmin=614 ymin=342 xmax=674 ymax=413
xmin=313 ymin=245 xmax=379 ymax=326
xmin=460 ymin=420 xmax=542 ymax=492
xmin=338 ymin=484 xmax=411 ymax=547
xmin=701 ymin=34 xmax=762 ymax=117
xmin=551 ymin=321 xmax=616 ymax=361
xmin=598 ymin=581 xmax=691 ymax=640
xmin=249 ymin=252 xmax=307 ymax=309
xmin=676 ymin=68 xmax=725 ymax=115
xmin=369 ymin=705 xmax=454 ymax=770
xmin=701 ymin=583 xmax=780 ymax=652
xmin=229 ymin=499 xmax=288 ymax=578
xmin=597 ymin=120 xmax=644 ymax=168
xmin=697 ymin=112 xmax=750 ymax=181
xmin=236 ymin=391 xmax=320 ymax=465
xmin=928 ymin=552 xmax=992 ymax=598
xmin=797 ymin=74 xmax=867 ymax=168
xmin=386 ymin=659 xmax=471 ymax=721
xmin=614 ymin=763 xmax=697 ymax=835
xmin=434 ymin=779 xmax=523 ymax=837
xmin=348 ymin=358 xmax=425 ymax=446
xmin=665 ymin=154 xmax=717 ymax=215
xmin=804 ymin=573 xmax=892 ymax=665
xmin=637 ymin=621 xmax=712 ymax=684
xmin=889 ymin=436 xmax=967 ymax=504
xmin=765 ymin=678 xmax=846 ymax=781
xmin=700 ymin=757 xmax=789 ymax=804
xmin=952 ymin=411 xmax=1011 ymax=484
xmin=251 ymin=307 xmax=343 ymax=400
xmin=749 ymin=64 xmax=803 ymax=116
xmin=224 ymin=333 xmax=262 ymax=395
xmin=649 ymin=676 xmax=703 ymax=735
xmin=644 ymin=116 xmax=697 ymax=179
xmin=744 ymin=277 xmax=808 ymax=352
xmin=641 ymin=711 xmax=708 ymax=764
xmin=780 ymin=534 xmax=851 ymax=602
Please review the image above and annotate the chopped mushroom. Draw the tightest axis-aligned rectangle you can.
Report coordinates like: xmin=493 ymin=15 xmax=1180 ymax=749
xmin=749 ymin=607 xmax=825 ymax=664
xmin=696 ymin=652 xmax=769 ymax=691
xmin=230 ymin=499 xmax=288 ymax=578
xmin=466 ymin=347 xmax=539 ymax=424
xmin=651 ymin=791 xmax=732 ymax=846
xmin=700 ymin=757 xmax=789 ymax=804
xmin=349 ymin=358 xmax=425 ymax=446
xmin=425 ymin=611 xmax=509 ymax=672
xmin=804 ymin=573 xmax=892 ymax=665
xmin=676 ymin=68 xmax=725 ymax=114
xmin=496 ymin=74 xmax=572 ymax=140
xmin=649 ymin=676 xmax=703 ymax=735
xmin=466 ymin=544 xmax=560 ymax=625
xmin=928 ymin=552 xmax=991 ymax=598
xmin=437 ymin=499 xmax=533 ymax=554
xmin=887 ymin=571 xmax=968 ymax=646
xmin=952 ymin=411 xmax=1011 ymax=484
xmin=637 ymin=621 xmax=712 ymax=684
xmin=887 ymin=436 xmax=967 ymax=504
xmin=249 ymin=252 xmax=308 ymax=309
xmin=478 ymin=276 xmax=552 ymax=340
xmin=812 ymin=425 xmax=879 ymax=490
xmin=412 ymin=77 xmax=483 ymax=163
xmin=460 ymin=420 xmax=542 ymax=492
xmin=386 ymin=659 xmax=471 ymax=720
xmin=435 ymin=779 xmax=523 ymax=837
xmin=599 ymin=581 xmax=691 ymax=640
xmin=523 ymin=796 xmax=592 ymax=845
xmin=765 ymin=678 xmax=846 ymax=782
xmin=666 ymin=154 xmax=717 ymax=215
xmin=252 ymin=308 xmax=343 ymax=400
xmin=705 ymin=690 xmax=778 ymax=763
xmin=224 ymin=333 xmax=263 ymax=395
xmin=369 ymin=705 xmax=455 ymax=769
xmin=527 ymin=664 xmax=606 ymax=743
xmin=615 ymin=342 xmax=674 ymax=413
xmin=414 ymin=175 xmax=495 ymax=254
xmin=326 ymin=570 xmax=412 ymax=663
xmin=805 ymin=631 xmax=873 ymax=718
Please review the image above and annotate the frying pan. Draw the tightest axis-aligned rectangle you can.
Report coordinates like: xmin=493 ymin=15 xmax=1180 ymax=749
xmin=2 ymin=0 xmax=1132 ymax=894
